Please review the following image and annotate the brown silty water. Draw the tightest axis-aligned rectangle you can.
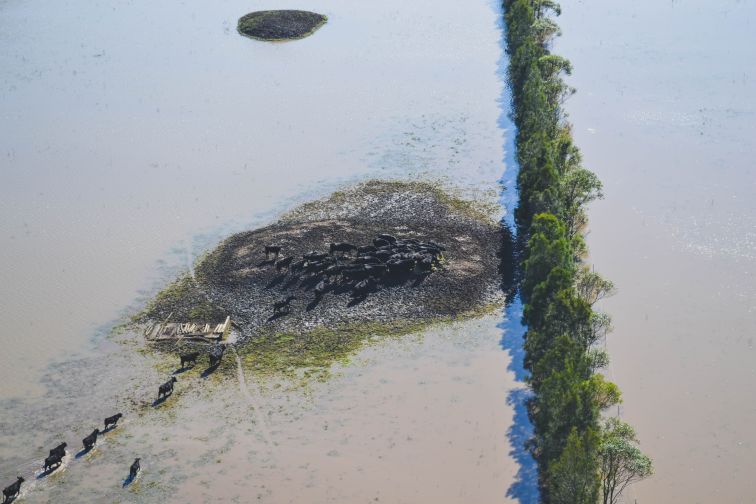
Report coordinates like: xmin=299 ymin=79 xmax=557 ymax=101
xmin=556 ymin=1 xmax=756 ymax=502
xmin=0 ymin=0 xmax=534 ymax=502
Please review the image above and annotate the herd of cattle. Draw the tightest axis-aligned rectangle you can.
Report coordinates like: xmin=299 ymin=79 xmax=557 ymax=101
xmin=3 ymin=235 xmax=444 ymax=501
xmin=1 ymin=411 xmax=135 ymax=503
xmin=264 ymin=234 xmax=446 ymax=315
xmin=1 ymin=348 xmax=225 ymax=503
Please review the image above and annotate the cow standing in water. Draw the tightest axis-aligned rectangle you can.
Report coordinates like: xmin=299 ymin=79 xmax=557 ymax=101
xmin=104 ymin=413 xmax=123 ymax=430
xmin=129 ymin=458 xmax=141 ymax=481
xmin=2 ymin=477 xmax=24 ymax=503
xmin=48 ymin=442 xmax=67 ymax=459
xmin=82 ymin=429 xmax=100 ymax=451
xmin=43 ymin=453 xmax=62 ymax=473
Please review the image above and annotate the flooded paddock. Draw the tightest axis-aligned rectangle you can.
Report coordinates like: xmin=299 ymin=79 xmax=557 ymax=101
xmin=0 ymin=0 xmax=530 ymax=502
xmin=556 ymin=0 xmax=756 ymax=502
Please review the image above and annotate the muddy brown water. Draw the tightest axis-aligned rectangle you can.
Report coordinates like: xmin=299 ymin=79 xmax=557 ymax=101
xmin=0 ymin=0 xmax=505 ymax=394
xmin=556 ymin=1 xmax=756 ymax=502
xmin=0 ymin=0 xmax=534 ymax=502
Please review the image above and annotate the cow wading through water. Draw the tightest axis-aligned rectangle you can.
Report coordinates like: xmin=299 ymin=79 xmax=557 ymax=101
xmin=82 ymin=429 xmax=100 ymax=452
xmin=104 ymin=413 xmax=123 ymax=431
xmin=129 ymin=458 xmax=141 ymax=481
xmin=43 ymin=453 xmax=62 ymax=473
xmin=2 ymin=477 xmax=24 ymax=503
xmin=48 ymin=443 xmax=67 ymax=460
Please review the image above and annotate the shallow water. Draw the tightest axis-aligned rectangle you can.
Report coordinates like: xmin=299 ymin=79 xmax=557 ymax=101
xmin=556 ymin=1 xmax=756 ymax=502
xmin=0 ymin=0 xmax=527 ymax=501
xmin=0 ymin=0 xmax=505 ymax=397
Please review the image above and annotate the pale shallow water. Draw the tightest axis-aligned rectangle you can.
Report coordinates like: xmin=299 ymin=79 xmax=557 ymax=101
xmin=0 ymin=0 xmax=505 ymax=397
xmin=0 ymin=316 xmax=527 ymax=503
xmin=0 ymin=0 xmax=531 ymax=502
xmin=556 ymin=1 xmax=756 ymax=502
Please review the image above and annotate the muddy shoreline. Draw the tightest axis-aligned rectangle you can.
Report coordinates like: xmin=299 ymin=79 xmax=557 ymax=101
xmin=139 ymin=181 xmax=509 ymax=376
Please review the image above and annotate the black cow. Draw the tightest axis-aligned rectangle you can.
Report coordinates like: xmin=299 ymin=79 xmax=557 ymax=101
xmin=303 ymin=251 xmax=328 ymax=261
xmin=129 ymin=458 xmax=141 ymax=480
xmin=365 ymin=264 xmax=387 ymax=276
xmin=273 ymin=296 xmax=296 ymax=315
xmin=377 ymin=234 xmax=397 ymax=244
xmin=43 ymin=453 xmax=62 ymax=473
xmin=275 ymin=256 xmax=294 ymax=271
xmin=2 ymin=477 xmax=23 ymax=503
xmin=374 ymin=250 xmax=393 ymax=262
xmin=104 ymin=413 xmax=123 ymax=430
xmin=157 ymin=377 xmax=177 ymax=400
xmin=373 ymin=238 xmax=390 ymax=248
xmin=304 ymin=261 xmax=330 ymax=274
xmin=208 ymin=347 xmax=225 ymax=368
xmin=329 ymin=242 xmax=356 ymax=256
xmin=48 ymin=442 xmax=67 ymax=459
xmin=357 ymin=245 xmax=376 ymax=254
xmin=323 ymin=264 xmax=345 ymax=277
xmin=342 ymin=267 xmax=371 ymax=282
xmin=351 ymin=278 xmax=376 ymax=298
xmin=387 ymin=258 xmax=415 ymax=274
xmin=353 ymin=255 xmax=381 ymax=265
xmin=179 ymin=352 xmax=199 ymax=368
xmin=417 ymin=255 xmax=435 ymax=272
xmin=289 ymin=259 xmax=306 ymax=273
xmin=314 ymin=278 xmax=332 ymax=299
xmin=82 ymin=429 xmax=100 ymax=451
xmin=264 ymin=245 xmax=281 ymax=260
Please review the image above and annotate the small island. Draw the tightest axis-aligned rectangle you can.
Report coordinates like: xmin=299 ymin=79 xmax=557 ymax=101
xmin=139 ymin=181 xmax=506 ymax=376
xmin=237 ymin=10 xmax=328 ymax=42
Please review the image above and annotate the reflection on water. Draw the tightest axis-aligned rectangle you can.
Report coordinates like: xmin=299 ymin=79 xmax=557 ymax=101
xmin=557 ymin=0 xmax=756 ymax=502
xmin=499 ymin=298 xmax=538 ymax=504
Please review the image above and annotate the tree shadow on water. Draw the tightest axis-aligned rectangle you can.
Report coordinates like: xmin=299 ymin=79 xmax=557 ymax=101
xmin=499 ymin=297 xmax=539 ymax=504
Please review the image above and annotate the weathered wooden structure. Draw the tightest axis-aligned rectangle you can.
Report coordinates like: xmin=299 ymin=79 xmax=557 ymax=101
xmin=146 ymin=315 xmax=231 ymax=342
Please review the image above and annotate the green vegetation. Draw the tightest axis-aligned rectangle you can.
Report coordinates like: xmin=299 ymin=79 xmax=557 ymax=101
xmin=136 ymin=275 xmax=225 ymax=324
xmin=503 ymin=1 xmax=652 ymax=502
xmin=136 ymin=180 xmax=505 ymax=384
xmin=237 ymin=10 xmax=327 ymax=42
xmin=237 ymin=303 xmax=500 ymax=380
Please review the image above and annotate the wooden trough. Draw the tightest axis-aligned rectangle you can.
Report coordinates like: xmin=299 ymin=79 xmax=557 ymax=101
xmin=146 ymin=315 xmax=232 ymax=342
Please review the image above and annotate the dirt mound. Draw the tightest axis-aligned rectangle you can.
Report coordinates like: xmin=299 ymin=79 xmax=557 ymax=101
xmin=237 ymin=10 xmax=327 ymax=41
xmin=141 ymin=181 xmax=507 ymax=375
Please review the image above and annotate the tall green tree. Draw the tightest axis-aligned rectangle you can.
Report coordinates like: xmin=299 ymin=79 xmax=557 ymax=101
xmin=547 ymin=428 xmax=601 ymax=504
xmin=599 ymin=418 xmax=654 ymax=504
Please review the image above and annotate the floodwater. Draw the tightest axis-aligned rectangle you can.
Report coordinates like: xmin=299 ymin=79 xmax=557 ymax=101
xmin=0 ymin=0 xmax=505 ymax=398
xmin=0 ymin=0 xmax=531 ymax=502
xmin=556 ymin=1 xmax=756 ymax=502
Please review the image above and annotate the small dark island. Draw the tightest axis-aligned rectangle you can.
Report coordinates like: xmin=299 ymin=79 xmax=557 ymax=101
xmin=237 ymin=10 xmax=328 ymax=42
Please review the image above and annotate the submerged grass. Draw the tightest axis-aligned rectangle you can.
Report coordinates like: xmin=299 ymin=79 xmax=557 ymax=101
xmin=237 ymin=302 xmax=501 ymax=381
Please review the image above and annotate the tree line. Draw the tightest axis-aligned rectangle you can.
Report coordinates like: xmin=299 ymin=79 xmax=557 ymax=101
xmin=502 ymin=1 xmax=653 ymax=503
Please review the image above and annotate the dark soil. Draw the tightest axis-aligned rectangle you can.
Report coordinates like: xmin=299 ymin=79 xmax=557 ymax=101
xmin=140 ymin=181 xmax=508 ymax=372
xmin=237 ymin=10 xmax=327 ymax=41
